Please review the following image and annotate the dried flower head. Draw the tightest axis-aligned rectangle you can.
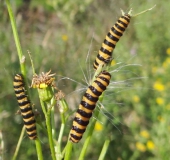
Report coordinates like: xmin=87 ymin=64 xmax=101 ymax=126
xmin=31 ymin=70 xmax=55 ymax=89
xmin=55 ymin=90 xmax=65 ymax=101
xmin=55 ymin=90 xmax=68 ymax=113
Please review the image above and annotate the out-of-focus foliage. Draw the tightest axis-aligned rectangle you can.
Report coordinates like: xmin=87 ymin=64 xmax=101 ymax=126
xmin=1 ymin=0 xmax=170 ymax=159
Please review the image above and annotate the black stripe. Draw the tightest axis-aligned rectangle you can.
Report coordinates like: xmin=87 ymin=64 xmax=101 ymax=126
xmin=20 ymin=107 xmax=32 ymax=113
xmin=84 ymin=93 xmax=98 ymax=102
xmin=14 ymin=78 xmax=24 ymax=84
xmin=18 ymin=100 xmax=30 ymax=106
xmin=23 ymin=119 xmax=36 ymax=125
xmin=102 ymin=71 xmax=111 ymax=76
xmin=100 ymin=47 xmax=112 ymax=56
xmin=81 ymin=101 xmax=96 ymax=110
xmin=98 ymin=76 xmax=110 ymax=85
xmin=107 ymin=32 xmax=119 ymax=42
xmin=89 ymin=85 xmax=101 ymax=97
xmin=122 ymin=15 xmax=130 ymax=22
xmin=74 ymin=116 xmax=89 ymax=126
xmin=115 ymin=22 xmax=125 ymax=31
xmin=94 ymin=80 xmax=106 ymax=91
xmin=70 ymin=133 xmax=82 ymax=141
xmin=97 ymin=52 xmax=111 ymax=63
xmin=28 ymin=132 xmax=37 ymax=139
xmin=16 ymin=94 xmax=26 ymax=100
xmin=94 ymin=59 xmax=99 ymax=66
xmin=22 ymin=113 xmax=34 ymax=119
xmin=118 ymin=17 xmax=129 ymax=27
xmin=111 ymin=26 xmax=123 ymax=36
xmin=104 ymin=39 xmax=115 ymax=48
xmin=77 ymin=109 xmax=92 ymax=118
xmin=72 ymin=125 xmax=86 ymax=133
xmin=97 ymin=53 xmax=107 ymax=61
xmin=14 ymin=84 xmax=23 ymax=89
xmin=26 ymin=125 xmax=36 ymax=132
xmin=14 ymin=78 xmax=23 ymax=82
xmin=14 ymin=89 xmax=24 ymax=94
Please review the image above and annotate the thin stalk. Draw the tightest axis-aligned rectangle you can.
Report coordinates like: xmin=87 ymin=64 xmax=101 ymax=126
xmin=98 ymin=139 xmax=110 ymax=160
xmin=5 ymin=0 xmax=26 ymax=75
xmin=58 ymin=113 xmax=65 ymax=145
xmin=57 ymin=98 xmax=68 ymax=146
xmin=55 ymin=113 xmax=65 ymax=160
xmin=46 ymin=105 xmax=56 ymax=160
xmin=12 ymin=126 xmax=25 ymax=160
xmin=35 ymin=138 xmax=44 ymax=160
xmin=56 ymin=96 xmax=69 ymax=160
xmin=56 ymin=113 xmax=65 ymax=160
xmin=50 ymin=96 xmax=56 ymax=139
xmin=51 ymin=102 xmax=58 ymax=159
xmin=78 ymin=109 xmax=100 ymax=160
xmin=39 ymin=98 xmax=47 ymax=116
xmin=64 ymin=141 xmax=73 ymax=160
xmin=51 ymin=106 xmax=56 ymax=137
xmin=91 ymin=64 xmax=103 ymax=83
xmin=38 ymin=88 xmax=56 ymax=160
xmin=39 ymin=98 xmax=56 ymax=160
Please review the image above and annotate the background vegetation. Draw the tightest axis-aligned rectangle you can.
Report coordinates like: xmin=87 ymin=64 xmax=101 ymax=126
xmin=0 ymin=0 xmax=170 ymax=159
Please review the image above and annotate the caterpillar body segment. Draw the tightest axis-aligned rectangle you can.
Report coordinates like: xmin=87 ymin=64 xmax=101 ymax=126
xmin=13 ymin=74 xmax=37 ymax=140
xmin=69 ymin=71 xmax=111 ymax=143
xmin=93 ymin=11 xmax=131 ymax=70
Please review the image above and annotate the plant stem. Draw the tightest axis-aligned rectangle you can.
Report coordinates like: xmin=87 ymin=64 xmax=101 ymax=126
xmin=58 ymin=113 xmax=65 ymax=145
xmin=46 ymin=105 xmax=56 ymax=160
xmin=50 ymin=96 xmax=56 ymax=139
xmin=39 ymin=98 xmax=47 ymax=116
xmin=35 ymin=138 xmax=44 ymax=160
xmin=98 ymin=139 xmax=110 ymax=160
xmin=39 ymin=98 xmax=56 ymax=160
xmin=78 ymin=109 xmax=100 ymax=160
xmin=64 ymin=141 xmax=73 ymax=160
xmin=55 ymin=113 xmax=65 ymax=160
xmin=38 ymin=89 xmax=57 ymax=160
xmin=5 ymin=0 xmax=26 ymax=75
xmin=12 ymin=126 xmax=25 ymax=160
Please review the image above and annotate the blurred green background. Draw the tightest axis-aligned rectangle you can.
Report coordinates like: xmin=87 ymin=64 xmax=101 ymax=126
xmin=1 ymin=0 xmax=170 ymax=159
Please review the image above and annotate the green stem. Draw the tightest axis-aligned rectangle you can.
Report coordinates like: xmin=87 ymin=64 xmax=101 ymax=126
xmin=46 ymin=106 xmax=56 ymax=160
xmin=35 ymin=138 xmax=44 ymax=160
xmin=98 ymin=139 xmax=110 ymax=160
xmin=39 ymin=98 xmax=56 ymax=160
xmin=38 ymin=88 xmax=57 ymax=160
xmin=56 ymin=96 xmax=68 ymax=160
xmin=55 ymin=115 xmax=65 ymax=160
xmin=58 ymin=113 xmax=65 ymax=145
xmin=39 ymin=99 xmax=47 ymax=116
xmin=64 ymin=141 xmax=73 ymax=160
xmin=50 ymin=96 xmax=56 ymax=139
xmin=5 ymin=0 xmax=26 ymax=75
xmin=78 ymin=109 xmax=100 ymax=160
xmin=12 ymin=126 xmax=25 ymax=160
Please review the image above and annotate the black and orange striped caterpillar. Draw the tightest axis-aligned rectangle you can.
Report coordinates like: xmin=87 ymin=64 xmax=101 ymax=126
xmin=13 ymin=74 xmax=37 ymax=140
xmin=93 ymin=9 xmax=131 ymax=70
xmin=69 ymin=70 xmax=111 ymax=143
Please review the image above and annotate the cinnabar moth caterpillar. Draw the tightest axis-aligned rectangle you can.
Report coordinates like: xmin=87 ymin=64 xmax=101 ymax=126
xmin=69 ymin=70 xmax=111 ymax=143
xmin=13 ymin=74 xmax=37 ymax=140
xmin=93 ymin=10 xmax=131 ymax=70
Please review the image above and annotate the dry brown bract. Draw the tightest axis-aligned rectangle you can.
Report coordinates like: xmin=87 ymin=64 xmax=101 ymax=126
xmin=31 ymin=70 xmax=55 ymax=89
xmin=55 ymin=90 xmax=65 ymax=101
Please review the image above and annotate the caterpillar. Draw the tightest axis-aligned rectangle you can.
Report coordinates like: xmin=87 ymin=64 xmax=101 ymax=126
xmin=69 ymin=70 xmax=111 ymax=143
xmin=13 ymin=74 xmax=37 ymax=140
xmin=93 ymin=9 xmax=131 ymax=70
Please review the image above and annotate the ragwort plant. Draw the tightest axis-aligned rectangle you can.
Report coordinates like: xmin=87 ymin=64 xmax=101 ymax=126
xmin=5 ymin=0 xmax=156 ymax=159
xmin=6 ymin=1 xmax=110 ymax=159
